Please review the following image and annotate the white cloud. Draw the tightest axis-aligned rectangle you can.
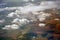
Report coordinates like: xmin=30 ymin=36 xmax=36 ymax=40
xmin=7 ymin=10 xmax=20 ymax=18
xmin=40 ymin=1 xmax=57 ymax=6
xmin=0 ymin=19 xmax=5 ymax=23
xmin=2 ymin=24 xmax=19 ymax=30
xmin=7 ymin=12 xmax=15 ymax=17
xmin=19 ymin=1 xmax=57 ymax=13
xmin=23 ymin=0 xmax=34 ymax=2
xmin=31 ymin=0 xmax=34 ymax=2
xmin=54 ymin=18 xmax=60 ymax=21
xmin=2 ymin=1 xmax=59 ymax=30
xmin=37 ymin=12 xmax=51 ymax=21
xmin=23 ymin=0 xmax=29 ymax=2
xmin=39 ymin=23 xmax=46 ymax=27
xmin=0 ymin=1 xmax=59 ymax=12
xmin=2 ymin=18 xmax=31 ymax=30
xmin=11 ymin=24 xmax=19 ymax=29
xmin=39 ymin=18 xmax=45 ymax=22
xmin=12 ymin=18 xmax=30 ymax=25
xmin=12 ymin=18 xmax=19 ymax=23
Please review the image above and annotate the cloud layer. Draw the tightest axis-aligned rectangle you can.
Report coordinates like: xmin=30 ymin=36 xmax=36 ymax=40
xmin=1 ymin=1 xmax=60 ymax=30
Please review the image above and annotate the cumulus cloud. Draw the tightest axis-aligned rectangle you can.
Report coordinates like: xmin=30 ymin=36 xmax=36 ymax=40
xmin=54 ymin=18 xmax=60 ymax=21
xmin=40 ymin=1 xmax=57 ymax=6
xmin=7 ymin=12 xmax=15 ymax=17
xmin=7 ymin=10 xmax=20 ymax=18
xmin=12 ymin=18 xmax=30 ymax=25
xmin=39 ymin=23 xmax=46 ymax=27
xmin=0 ymin=7 xmax=17 ymax=12
xmin=0 ymin=19 xmax=5 ymax=23
xmin=2 ymin=18 xmax=31 ymax=30
xmin=31 ymin=0 xmax=34 ymax=2
xmin=37 ymin=12 xmax=51 ymax=21
xmin=2 ymin=24 xmax=19 ymax=30
xmin=23 ymin=0 xmax=29 ymax=2
xmin=0 ymin=1 xmax=58 ymax=12
xmin=19 ymin=1 xmax=58 ymax=13
xmin=2 ymin=1 xmax=60 ymax=30
xmin=23 ymin=0 xmax=34 ymax=2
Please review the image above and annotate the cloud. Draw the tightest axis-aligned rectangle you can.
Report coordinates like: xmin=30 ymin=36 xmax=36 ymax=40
xmin=23 ymin=0 xmax=34 ymax=2
xmin=39 ymin=23 xmax=46 ymax=27
xmin=7 ymin=12 xmax=15 ymax=17
xmin=0 ymin=7 xmax=17 ymax=12
xmin=37 ymin=12 xmax=51 ymax=21
xmin=23 ymin=0 xmax=29 ymax=2
xmin=7 ymin=10 xmax=20 ymax=18
xmin=2 ymin=18 xmax=31 ymax=30
xmin=31 ymin=0 xmax=34 ymax=2
xmin=1 ymin=1 xmax=60 ymax=30
xmin=0 ymin=19 xmax=5 ymax=23
xmin=12 ymin=18 xmax=30 ymax=25
xmin=19 ymin=1 xmax=58 ymax=13
xmin=40 ymin=1 xmax=57 ymax=6
xmin=2 ymin=24 xmax=19 ymax=30
xmin=0 ymin=1 xmax=59 ymax=12
xmin=3 ymin=0 xmax=23 ymax=2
